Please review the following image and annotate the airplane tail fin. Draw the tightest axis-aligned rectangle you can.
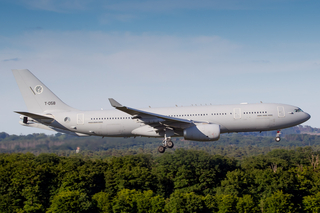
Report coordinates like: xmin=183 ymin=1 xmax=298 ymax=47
xmin=12 ymin=69 xmax=74 ymax=113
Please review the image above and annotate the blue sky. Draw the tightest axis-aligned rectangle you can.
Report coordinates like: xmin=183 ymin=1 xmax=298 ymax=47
xmin=1 ymin=0 xmax=319 ymax=135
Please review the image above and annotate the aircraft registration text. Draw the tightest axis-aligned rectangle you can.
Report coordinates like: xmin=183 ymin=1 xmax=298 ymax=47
xmin=45 ymin=101 xmax=56 ymax=105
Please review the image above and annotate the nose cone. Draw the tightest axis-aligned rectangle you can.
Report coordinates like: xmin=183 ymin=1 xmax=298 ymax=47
xmin=304 ymin=112 xmax=311 ymax=122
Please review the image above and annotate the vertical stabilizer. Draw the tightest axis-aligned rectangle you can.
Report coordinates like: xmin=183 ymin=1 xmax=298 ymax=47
xmin=12 ymin=69 xmax=74 ymax=113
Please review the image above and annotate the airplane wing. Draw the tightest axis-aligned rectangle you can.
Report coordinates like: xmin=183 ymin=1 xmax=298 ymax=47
xmin=109 ymin=98 xmax=193 ymax=123
xmin=108 ymin=98 xmax=208 ymax=132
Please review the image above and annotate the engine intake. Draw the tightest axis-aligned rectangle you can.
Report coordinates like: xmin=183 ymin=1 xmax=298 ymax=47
xmin=183 ymin=124 xmax=220 ymax=141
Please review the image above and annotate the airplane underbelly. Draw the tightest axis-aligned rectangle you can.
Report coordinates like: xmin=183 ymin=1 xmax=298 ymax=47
xmin=97 ymin=122 xmax=138 ymax=136
xmin=255 ymin=117 xmax=272 ymax=130
xmin=228 ymin=116 xmax=272 ymax=132
xmin=113 ymin=124 xmax=129 ymax=135
xmin=100 ymin=123 xmax=124 ymax=135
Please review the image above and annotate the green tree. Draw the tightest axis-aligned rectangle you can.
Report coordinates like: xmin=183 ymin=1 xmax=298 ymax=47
xmin=216 ymin=169 xmax=251 ymax=197
xmin=303 ymin=192 xmax=320 ymax=213
xmin=92 ymin=192 xmax=112 ymax=213
xmin=295 ymin=165 xmax=320 ymax=197
xmin=236 ymin=194 xmax=258 ymax=213
xmin=216 ymin=194 xmax=238 ymax=213
xmin=165 ymin=190 xmax=207 ymax=213
xmin=0 ymin=153 xmax=57 ymax=212
xmin=246 ymin=168 xmax=299 ymax=201
xmin=47 ymin=190 xmax=92 ymax=213
xmin=155 ymin=149 xmax=237 ymax=197
xmin=262 ymin=190 xmax=295 ymax=213
xmin=105 ymin=154 xmax=155 ymax=196
xmin=204 ymin=194 xmax=218 ymax=212
xmin=136 ymin=190 xmax=165 ymax=213
xmin=56 ymin=156 xmax=107 ymax=197
xmin=112 ymin=189 xmax=165 ymax=213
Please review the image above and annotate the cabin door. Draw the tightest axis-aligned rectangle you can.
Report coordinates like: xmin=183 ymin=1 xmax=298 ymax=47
xmin=77 ymin=113 xmax=84 ymax=124
xmin=277 ymin=106 xmax=285 ymax=118
xmin=233 ymin=108 xmax=241 ymax=119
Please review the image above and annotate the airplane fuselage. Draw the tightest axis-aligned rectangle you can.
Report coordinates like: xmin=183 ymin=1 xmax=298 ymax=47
xmin=39 ymin=103 xmax=310 ymax=138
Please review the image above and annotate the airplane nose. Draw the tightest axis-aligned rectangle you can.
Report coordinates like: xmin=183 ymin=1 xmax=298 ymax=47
xmin=304 ymin=112 xmax=311 ymax=122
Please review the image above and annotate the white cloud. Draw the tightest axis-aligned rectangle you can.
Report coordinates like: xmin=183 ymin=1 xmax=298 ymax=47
xmin=2 ymin=58 xmax=20 ymax=62
xmin=2 ymin=30 xmax=319 ymax=83
xmin=15 ymin=0 xmax=92 ymax=12
xmin=103 ymin=0 xmax=273 ymax=13
xmin=99 ymin=13 xmax=138 ymax=24
xmin=12 ymin=0 xmax=285 ymax=13
xmin=2 ymin=31 xmax=239 ymax=73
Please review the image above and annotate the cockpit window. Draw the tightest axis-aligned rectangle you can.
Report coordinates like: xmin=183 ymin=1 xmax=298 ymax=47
xmin=294 ymin=108 xmax=303 ymax=112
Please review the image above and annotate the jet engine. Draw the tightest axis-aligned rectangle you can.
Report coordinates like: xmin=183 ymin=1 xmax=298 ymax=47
xmin=183 ymin=124 xmax=220 ymax=141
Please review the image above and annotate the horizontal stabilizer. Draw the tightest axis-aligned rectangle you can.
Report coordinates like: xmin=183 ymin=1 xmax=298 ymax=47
xmin=19 ymin=120 xmax=89 ymax=137
xmin=15 ymin=111 xmax=54 ymax=120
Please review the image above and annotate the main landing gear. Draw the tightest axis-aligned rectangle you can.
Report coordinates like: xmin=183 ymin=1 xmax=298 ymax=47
xmin=275 ymin=130 xmax=281 ymax=142
xmin=158 ymin=137 xmax=174 ymax=153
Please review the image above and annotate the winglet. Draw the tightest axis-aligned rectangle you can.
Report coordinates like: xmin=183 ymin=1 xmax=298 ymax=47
xmin=108 ymin=98 xmax=123 ymax=108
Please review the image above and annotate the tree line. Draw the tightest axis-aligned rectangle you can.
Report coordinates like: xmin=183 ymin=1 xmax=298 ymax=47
xmin=1 ymin=125 xmax=320 ymax=157
xmin=1 ymin=147 xmax=320 ymax=212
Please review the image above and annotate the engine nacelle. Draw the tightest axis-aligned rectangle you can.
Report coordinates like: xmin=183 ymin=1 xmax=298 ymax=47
xmin=183 ymin=124 xmax=220 ymax=141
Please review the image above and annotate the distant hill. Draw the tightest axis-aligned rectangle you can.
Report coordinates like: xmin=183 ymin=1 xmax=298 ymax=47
xmin=239 ymin=125 xmax=320 ymax=136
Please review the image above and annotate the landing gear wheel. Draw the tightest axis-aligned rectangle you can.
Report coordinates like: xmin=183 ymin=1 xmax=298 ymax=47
xmin=167 ymin=141 xmax=174 ymax=148
xmin=158 ymin=146 xmax=166 ymax=153
xmin=275 ymin=130 xmax=281 ymax=142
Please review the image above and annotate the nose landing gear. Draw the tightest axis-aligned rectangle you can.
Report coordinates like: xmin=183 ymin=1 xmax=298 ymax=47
xmin=275 ymin=130 xmax=281 ymax=142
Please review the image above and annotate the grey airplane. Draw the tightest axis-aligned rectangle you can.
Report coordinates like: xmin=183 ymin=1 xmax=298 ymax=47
xmin=12 ymin=69 xmax=311 ymax=153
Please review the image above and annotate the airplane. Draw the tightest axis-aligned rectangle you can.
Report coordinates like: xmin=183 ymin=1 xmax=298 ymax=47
xmin=12 ymin=69 xmax=311 ymax=153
